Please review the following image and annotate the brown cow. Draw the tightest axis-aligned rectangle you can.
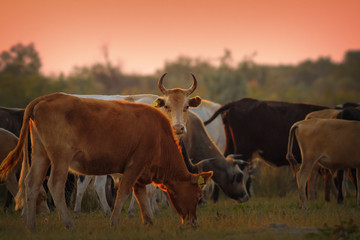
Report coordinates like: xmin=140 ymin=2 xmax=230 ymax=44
xmin=0 ymin=93 xmax=212 ymax=232
xmin=287 ymin=118 xmax=360 ymax=209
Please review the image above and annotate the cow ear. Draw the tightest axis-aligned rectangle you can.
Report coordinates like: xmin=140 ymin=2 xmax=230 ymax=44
xmin=191 ymin=171 xmax=213 ymax=186
xmin=158 ymin=184 xmax=167 ymax=192
xmin=152 ymin=98 xmax=165 ymax=108
xmin=189 ymin=96 xmax=201 ymax=108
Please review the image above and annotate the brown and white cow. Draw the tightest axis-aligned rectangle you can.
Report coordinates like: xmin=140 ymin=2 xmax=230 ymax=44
xmin=286 ymin=118 xmax=360 ymax=209
xmin=152 ymin=73 xmax=201 ymax=136
xmin=0 ymin=93 xmax=212 ymax=232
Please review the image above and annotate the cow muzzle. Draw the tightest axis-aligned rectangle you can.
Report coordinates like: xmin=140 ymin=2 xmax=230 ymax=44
xmin=237 ymin=194 xmax=250 ymax=203
xmin=173 ymin=123 xmax=186 ymax=136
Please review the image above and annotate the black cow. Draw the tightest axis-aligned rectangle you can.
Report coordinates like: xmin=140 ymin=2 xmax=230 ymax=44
xmin=204 ymin=98 xmax=328 ymax=166
xmin=0 ymin=107 xmax=25 ymax=210
xmin=204 ymin=98 xmax=327 ymax=201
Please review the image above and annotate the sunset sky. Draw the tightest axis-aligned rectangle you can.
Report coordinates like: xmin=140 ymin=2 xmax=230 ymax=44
xmin=1 ymin=0 xmax=359 ymax=75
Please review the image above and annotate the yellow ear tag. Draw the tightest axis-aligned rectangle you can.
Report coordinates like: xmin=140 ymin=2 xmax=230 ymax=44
xmin=152 ymin=101 xmax=159 ymax=107
xmin=198 ymin=176 xmax=205 ymax=185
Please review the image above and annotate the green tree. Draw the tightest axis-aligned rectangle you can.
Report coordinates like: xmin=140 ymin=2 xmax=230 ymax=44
xmin=0 ymin=43 xmax=41 ymax=75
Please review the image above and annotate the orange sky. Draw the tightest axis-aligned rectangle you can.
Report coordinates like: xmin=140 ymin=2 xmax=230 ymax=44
xmin=1 ymin=0 xmax=359 ymax=75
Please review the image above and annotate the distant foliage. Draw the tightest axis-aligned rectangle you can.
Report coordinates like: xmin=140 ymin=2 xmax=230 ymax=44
xmin=0 ymin=43 xmax=359 ymax=107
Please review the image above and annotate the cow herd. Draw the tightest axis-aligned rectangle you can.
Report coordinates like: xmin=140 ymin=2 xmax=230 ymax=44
xmin=0 ymin=73 xmax=359 ymax=232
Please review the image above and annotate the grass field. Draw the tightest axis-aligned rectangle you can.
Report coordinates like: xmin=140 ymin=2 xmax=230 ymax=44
xmin=1 ymin=163 xmax=360 ymax=240
xmin=1 ymin=189 xmax=360 ymax=239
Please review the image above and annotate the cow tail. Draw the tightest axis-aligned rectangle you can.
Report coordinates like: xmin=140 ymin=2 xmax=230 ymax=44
xmin=204 ymin=102 xmax=233 ymax=125
xmin=286 ymin=123 xmax=299 ymax=176
xmin=14 ymin=130 xmax=29 ymax=211
xmin=0 ymin=95 xmax=44 ymax=180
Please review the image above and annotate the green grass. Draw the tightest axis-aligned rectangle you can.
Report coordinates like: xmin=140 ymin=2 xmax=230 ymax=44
xmin=1 ymin=192 xmax=360 ymax=240
xmin=1 ymin=162 xmax=359 ymax=239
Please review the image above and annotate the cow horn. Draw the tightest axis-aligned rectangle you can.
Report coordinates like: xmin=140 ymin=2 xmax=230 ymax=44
xmin=226 ymin=154 xmax=243 ymax=159
xmin=186 ymin=73 xmax=197 ymax=96
xmin=233 ymin=159 xmax=249 ymax=166
xmin=158 ymin=73 xmax=168 ymax=94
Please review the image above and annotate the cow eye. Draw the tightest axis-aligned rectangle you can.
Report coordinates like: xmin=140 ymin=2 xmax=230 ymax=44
xmin=236 ymin=173 xmax=243 ymax=183
xmin=164 ymin=105 xmax=171 ymax=112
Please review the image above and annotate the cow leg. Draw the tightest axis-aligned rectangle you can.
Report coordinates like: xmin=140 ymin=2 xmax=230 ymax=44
xmin=134 ymin=183 xmax=154 ymax=225
xmin=356 ymin=168 xmax=360 ymax=205
xmin=5 ymin=173 xmax=18 ymax=198
xmin=47 ymin=162 xmax=74 ymax=230
xmin=23 ymin=154 xmax=50 ymax=232
xmin=128 ymin=191 xmax=136 ymax=218
xmin=94 ymin=175 xmax=112 ymax=217
xmin=336 ymin=170 xmax=344 ymax=204
xmin=74 ymin=175 xmax=92 ymax=213
xmin=211 ymin=185 xmax=220 ymax=203
xmin=148 ymin=185 xmax=160 ymax=215
xmin=296 ymin=160 xmax=315 ymax=209
xmin=110 ymin=170 xmax=141 ymax=227
xmin=65 ymin=173 xmax=75 ymax=207
xmin=307 ymin=164 xmax=320 ymax=200
xmin=324 ymin=170 xmax=332 ymax=202
xmin=105 ymin=175 xmax=115 ymax=208
xmin=3 ymin=191 xmax=13 ymax=211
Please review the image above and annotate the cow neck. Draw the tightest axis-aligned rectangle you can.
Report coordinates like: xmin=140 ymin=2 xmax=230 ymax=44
xmin=154 ymin=135 xmax=192 ymax=186
xmin=184 ymin=112 xmax=226 ymax=168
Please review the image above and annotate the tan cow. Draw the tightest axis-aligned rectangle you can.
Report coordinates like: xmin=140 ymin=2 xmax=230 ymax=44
xmin=286 ymin=118 xmax=360 ymax=209
xmin=0 ymin=93 xmax=212 ymax=232
xmin=304 ymin=108 xmax=342 ymax=201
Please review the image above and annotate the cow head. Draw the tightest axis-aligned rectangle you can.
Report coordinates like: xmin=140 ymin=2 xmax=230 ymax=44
xmin=153 ymin=73 xmax=201 ymax=136
xmin=165 ymin=171 xmax=212 ymax=227
xmin=198 ymin=157 xmax=250 ymax=203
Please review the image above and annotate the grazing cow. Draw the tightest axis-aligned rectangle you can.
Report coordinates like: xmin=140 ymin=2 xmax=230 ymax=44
xmin=182 ymin=112 xmax=250 ymax=202
xmin=204 ymin=98 xmax=328 ymax=166
xmin=0 ymin=93 xmax=212 ymax=232
xmin=287 ymin=118 xmax=360 ymax=209
xmin=70 ymin=74 xmax=228 ymax=214
xmin=71 ymin=98 xmax=247 ymax=211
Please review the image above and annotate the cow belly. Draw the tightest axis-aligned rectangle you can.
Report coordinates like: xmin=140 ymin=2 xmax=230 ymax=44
xmin=316 ymin=150 xmax=360 ymax=172
xmin=69 ymin=150 xmax=125 ymax=175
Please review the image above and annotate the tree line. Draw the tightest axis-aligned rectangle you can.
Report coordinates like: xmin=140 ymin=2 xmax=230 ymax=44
xmin=0 ymin=43 xmax=359 ymax=108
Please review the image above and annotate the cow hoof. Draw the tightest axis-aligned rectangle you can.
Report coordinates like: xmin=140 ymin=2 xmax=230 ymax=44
xmin=65 ymin=222 xmax=75 ymax=230
xmin=105 ymin=210 xmax=112 ymax=218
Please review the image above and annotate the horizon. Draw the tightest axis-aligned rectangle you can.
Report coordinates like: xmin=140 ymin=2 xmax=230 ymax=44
xmin=1 ymin=0 xmax=360 ymax=76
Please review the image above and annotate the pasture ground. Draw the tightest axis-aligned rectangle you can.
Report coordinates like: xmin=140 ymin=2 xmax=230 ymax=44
xmin=1 ymin=162 xmax=359 ymax=239
xmin=1 ymin=191 xmax=360 ymax=240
